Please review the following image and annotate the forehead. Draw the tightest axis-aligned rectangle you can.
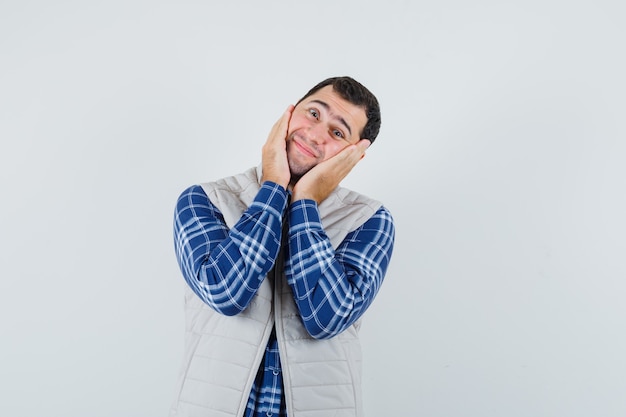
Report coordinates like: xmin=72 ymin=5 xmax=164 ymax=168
xmin=299 ymin=86 xmax=367 ymax=137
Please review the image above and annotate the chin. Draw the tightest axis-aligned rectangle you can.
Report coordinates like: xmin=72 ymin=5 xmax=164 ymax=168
xmin=288 ymin=160 xmax=314 ymax=179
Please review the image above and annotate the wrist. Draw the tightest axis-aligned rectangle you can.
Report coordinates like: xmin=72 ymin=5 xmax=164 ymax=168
xmin=261 ymin=174 xmax=289 ymax=190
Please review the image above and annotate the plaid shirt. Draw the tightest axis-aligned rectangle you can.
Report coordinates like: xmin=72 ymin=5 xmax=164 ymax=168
xmin=174 ymin=181 xmax=394 ymax=416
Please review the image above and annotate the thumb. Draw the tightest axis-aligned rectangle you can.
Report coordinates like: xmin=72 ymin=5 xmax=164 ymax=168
xmin=357 ymin=139 xmax=371 ymax=152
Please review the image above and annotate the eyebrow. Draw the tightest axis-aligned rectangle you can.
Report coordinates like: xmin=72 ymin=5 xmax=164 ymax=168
xmin=309 ymin=99 xmax=353 ymax=136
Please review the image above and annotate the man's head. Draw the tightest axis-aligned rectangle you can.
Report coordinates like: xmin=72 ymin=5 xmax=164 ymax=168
xmin=296 ymin=76 xmax=381 ymax=143
xmin=285 ymin=76 xmax=381 ymax=181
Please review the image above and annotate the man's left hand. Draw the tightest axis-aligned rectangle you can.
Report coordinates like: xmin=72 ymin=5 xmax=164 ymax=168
xmin=291 ymin=139 xmax=371 ymax=204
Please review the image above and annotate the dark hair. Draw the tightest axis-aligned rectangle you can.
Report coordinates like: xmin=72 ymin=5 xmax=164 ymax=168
xmin=297 ymin=76 xmax=381 ymax=143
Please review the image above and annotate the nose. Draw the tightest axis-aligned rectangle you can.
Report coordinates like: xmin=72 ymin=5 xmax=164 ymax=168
xmin=307 ymin=123 xmax=328 ymax=145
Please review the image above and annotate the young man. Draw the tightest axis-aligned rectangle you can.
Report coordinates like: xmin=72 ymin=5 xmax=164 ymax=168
xmin=171 ymin=76 xmax=395 ymax=417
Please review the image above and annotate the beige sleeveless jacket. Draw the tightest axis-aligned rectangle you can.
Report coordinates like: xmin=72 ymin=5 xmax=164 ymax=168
xmin=170 ymin=166 xmax=382 ymax=417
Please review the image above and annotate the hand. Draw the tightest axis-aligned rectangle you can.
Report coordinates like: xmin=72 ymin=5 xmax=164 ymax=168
xmin=292 ymin=139 xmax=371 ymax=204
xmin=261 ymin=105 xmax=294 ymax=189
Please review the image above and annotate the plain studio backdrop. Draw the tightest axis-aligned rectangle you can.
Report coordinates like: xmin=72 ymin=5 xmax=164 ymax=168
xmin=1 ymin=0 xmax=624 ymax=416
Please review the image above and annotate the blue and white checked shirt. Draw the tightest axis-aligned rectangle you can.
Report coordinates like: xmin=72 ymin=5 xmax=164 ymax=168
xmin=174 ymin=181 xmax=394 ymax=417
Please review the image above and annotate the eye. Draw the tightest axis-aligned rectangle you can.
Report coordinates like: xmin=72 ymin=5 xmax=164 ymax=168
xmin=308 ymin=108 xmax=319 ymax=119
xmin=332 ymin=129 xmax=345 ymax=139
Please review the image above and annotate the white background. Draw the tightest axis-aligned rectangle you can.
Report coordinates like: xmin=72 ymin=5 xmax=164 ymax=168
xmin=1 ymin=1 xmax=625 ymax=416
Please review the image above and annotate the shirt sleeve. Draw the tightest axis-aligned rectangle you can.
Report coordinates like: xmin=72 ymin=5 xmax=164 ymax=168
xmin=285 ymin=200 xmax=395 ymax=339
xmin=173 ymin=182 xmax=288 ymax=316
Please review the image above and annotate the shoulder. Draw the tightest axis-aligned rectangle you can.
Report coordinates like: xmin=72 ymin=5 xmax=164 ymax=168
xmin=175 ymin=184 xmax=221 ymax=217
xmin=320 ymin=186 xmax=385 ymax=223
xmin=200 ymin=166 xmax=261 ymax=196
xmin=318 ymin=187 xmax=392 ymax=247
xmin=363 ymin=205 xmax=396 ymax=237
xmin=176 ymin=184 xmax=209 ymax=206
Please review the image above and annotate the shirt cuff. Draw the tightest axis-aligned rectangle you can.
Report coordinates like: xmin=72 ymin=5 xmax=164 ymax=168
xmin=288 ymin=199 xmax=322 ymax=230
xmin=253 ymin=181 xmax=289 ymax=216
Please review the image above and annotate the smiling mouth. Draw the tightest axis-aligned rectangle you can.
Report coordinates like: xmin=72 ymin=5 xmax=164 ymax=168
xmin=293 ymin=137 xmax=317 ymax=158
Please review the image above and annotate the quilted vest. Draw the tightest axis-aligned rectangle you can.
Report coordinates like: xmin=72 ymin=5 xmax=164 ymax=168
xmin=170 ymin=166 xmax=382 ymax=417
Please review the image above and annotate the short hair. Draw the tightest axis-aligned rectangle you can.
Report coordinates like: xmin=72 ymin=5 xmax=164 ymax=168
xmin=297 ymin=76 xmax=381 ymax=143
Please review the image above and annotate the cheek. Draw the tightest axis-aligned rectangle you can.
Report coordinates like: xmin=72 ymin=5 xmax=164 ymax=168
xmin=286 ymin=116 xmax=304 ymax=136
xmin=290 ymin=110 xmax=309 ymax=126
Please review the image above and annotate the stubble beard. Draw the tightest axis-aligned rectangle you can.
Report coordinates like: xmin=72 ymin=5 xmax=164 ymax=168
xmin=287 ymin=157 xmax=314 ymax=184
xmin=286 ymin=140 xmax=318 ymax=185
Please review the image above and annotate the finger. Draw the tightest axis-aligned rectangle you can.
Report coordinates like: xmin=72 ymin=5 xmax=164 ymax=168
xmin=330 ymin=143 xmax=365 ymax=170
xmin=356 ymin=139 xmax=370 ymax=159
xmin=267 ymin=105 xmax=294 ymax=144
xmin=278 ymin=105 xmax=294 ymax=127
xmin=279 ymin=105 xmax=294 ymax=139
xmin=357 ymin=139 xmax=371 ymax=152
xmin=272 ymin=105 xmax=294 ymax=141
xmin=344 ymin=140 xmax=370 ymax=160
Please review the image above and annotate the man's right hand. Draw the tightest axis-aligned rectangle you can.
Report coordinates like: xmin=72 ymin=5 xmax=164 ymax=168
xmin=261 ymin=105 xmax=294 ymax=189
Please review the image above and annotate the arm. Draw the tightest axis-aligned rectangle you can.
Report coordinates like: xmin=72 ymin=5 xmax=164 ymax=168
xmin=173 ymin=107 xmax=294 ymax=315
xmin=173 ymin=182 xmax=288 ymax=316
xmin=285 ymin=202 xmax=395 ymax=339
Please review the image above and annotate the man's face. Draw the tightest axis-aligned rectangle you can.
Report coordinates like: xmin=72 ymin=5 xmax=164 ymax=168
xmin=286 ymin=85 xmax=367 ymax=179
